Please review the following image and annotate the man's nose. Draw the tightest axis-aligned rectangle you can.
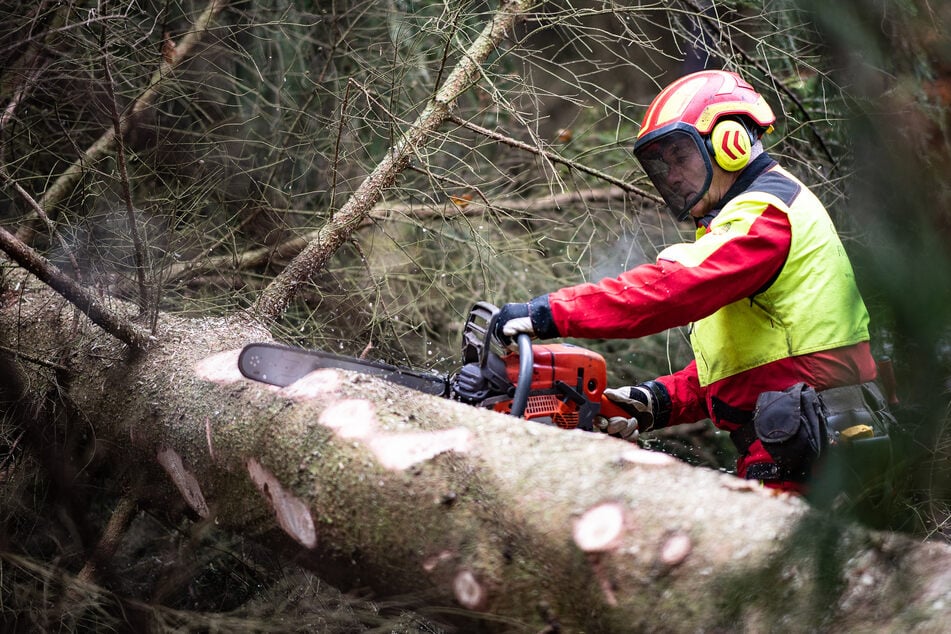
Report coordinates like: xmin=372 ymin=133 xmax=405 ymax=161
xmin=665 ymin=167 xmax=684 ymax=188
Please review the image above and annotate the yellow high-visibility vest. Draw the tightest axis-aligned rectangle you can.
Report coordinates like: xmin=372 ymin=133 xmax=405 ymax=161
xmin=658 ymin=165 xmax=870 ymax=386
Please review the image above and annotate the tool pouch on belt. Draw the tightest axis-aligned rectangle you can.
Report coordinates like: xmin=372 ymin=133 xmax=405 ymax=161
xmin=752 ymin=382 xmax=827 ymax=481
xmin=818 ymin=382 xmax=895 ymax=442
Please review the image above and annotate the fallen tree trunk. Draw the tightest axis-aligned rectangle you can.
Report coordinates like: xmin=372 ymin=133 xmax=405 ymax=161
xmin=2 ymin=283 xmax=950 ymax=632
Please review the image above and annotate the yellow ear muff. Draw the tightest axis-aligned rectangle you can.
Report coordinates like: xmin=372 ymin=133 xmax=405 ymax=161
xmin=709 ymin=119 xmax=753 ymax=171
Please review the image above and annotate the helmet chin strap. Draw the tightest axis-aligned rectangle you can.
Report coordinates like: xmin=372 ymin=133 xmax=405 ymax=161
xmin=695 ymin=211 xmax=718 ymax=229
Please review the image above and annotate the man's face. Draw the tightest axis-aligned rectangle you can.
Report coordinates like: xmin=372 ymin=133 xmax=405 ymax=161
xmin=635 ymin=129 xmax=713 ymax=221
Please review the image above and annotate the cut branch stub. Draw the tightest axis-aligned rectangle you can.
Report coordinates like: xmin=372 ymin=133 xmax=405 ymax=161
xmin=247 ymin=458 xmax=317 ymax=549
xmin=157 ymin=447 xmax=210 ymax=518
xmin=573 ymin=501 xmax=627 ymax=553
xmin=318 ymin=398 xmax=377 ymax=439
xmin=618 ymin=447 xmax=676 ymax=467
xmin=658 ymin=531 xmax=693 ymax=568
xmin=316 ymin=397 xmax=472 ymax=470
xmin=453 ymin=569 xmax=489 ymax=611
xmin=194 ymin=348 xmax=245 ymax=384
xmin=367 ymin=428 xmax=472 ymax=471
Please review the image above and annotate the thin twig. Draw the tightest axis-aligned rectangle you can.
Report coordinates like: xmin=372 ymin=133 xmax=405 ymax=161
xmin=102 ymin=42 xmax=151 ymax=316
xmin=431 ymin=4 xmax=463 ymax=98
xmin=447 ymin=114 xmax=663 ymax=204
xmin=330 ymin=80 xmax=354 ymax=213
xmin=0 ymin=343 xmax=69 ymax=372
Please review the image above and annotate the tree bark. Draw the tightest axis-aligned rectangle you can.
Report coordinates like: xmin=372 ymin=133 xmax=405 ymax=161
xmin=3 ymin=282 xmax=950 ymax=632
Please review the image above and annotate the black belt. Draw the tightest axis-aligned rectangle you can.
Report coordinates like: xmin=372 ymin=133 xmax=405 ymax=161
xmin=712 ymin=396 xmax=758 ymax=454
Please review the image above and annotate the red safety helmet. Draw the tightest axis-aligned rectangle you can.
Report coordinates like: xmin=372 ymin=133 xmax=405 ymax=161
xmin=633 ymin=70 xmax=776 ymax=221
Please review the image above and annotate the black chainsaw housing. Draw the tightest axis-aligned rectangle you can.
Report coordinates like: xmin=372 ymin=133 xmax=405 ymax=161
xmin=451 ymin=355 xmax=512 ymax=404
xmin=449 ymin=301 xmax=517 ymax=404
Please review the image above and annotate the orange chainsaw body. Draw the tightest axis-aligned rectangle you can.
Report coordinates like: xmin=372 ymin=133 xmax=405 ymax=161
xmin=484 ymin=343 xmax=626 ymax=429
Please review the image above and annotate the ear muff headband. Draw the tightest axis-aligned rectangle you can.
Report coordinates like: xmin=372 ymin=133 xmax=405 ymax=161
xmin=707 ymin=119 xmax=753 ymax=171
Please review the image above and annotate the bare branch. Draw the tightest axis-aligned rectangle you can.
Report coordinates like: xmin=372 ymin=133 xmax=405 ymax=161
xmin=162 ymin=186 xmax=633 ymax=286
xmin=447 ymin=113 xmax=663 ymax=204
xmin=102 ymin=47 xmax=150 ymax=316
xmin=0 ymin=343 xmax=68 ymax=372
xmin=0 ymin=168 xmax=83 ymax=282
xmin=76 ymin=496 xmax=138 ymax=585
xmin=0 ymin=64 xmax=45 ymax=136
xmin=0 ymin=227 xmax=151 ymax=350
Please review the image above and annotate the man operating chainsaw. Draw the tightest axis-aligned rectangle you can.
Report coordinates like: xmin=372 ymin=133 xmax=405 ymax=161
xmin=494 ymin=69 xmax=894 ymax=493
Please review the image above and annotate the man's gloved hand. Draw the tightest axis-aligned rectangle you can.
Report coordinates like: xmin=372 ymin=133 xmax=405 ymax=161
xmin=595 ymin=413 xmax=642 ymax=441
xmin=493 ymin=296 xmax=559 ymax=345
xmin=594 ymin=382 xmax=671 ymax=442
xmin=495 ymin=302 xmax=533 ymax=345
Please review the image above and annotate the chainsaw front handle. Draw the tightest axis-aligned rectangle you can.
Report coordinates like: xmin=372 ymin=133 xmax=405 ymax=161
xmin=510 ymin=333 xmax=533 ymax=418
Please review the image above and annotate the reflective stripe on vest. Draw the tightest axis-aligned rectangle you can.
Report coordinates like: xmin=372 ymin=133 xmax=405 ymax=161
xmin=658 ymin=165 xmax=870 ymax=386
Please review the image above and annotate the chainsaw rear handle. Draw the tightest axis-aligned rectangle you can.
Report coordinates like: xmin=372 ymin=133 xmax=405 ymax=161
xmin=598 ymin=394 xmax=637 ymax=420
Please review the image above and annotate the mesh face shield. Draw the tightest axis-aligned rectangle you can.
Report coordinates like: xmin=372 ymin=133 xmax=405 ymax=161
xmin=633 ymin=127 xmax=713 ymax=222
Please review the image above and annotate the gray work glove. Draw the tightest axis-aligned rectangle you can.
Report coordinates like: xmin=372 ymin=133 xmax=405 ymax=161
xmin=594 ymin=385 xmax=658 ymax=442
xmin=501 ymin=316 xmax=534 ymax=338
xmin=493 ymin=297 xmax=560 ymax=346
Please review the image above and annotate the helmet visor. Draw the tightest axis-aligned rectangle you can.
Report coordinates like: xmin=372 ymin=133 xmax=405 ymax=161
xmin=634 ymin=129 xmax=712 ymax=221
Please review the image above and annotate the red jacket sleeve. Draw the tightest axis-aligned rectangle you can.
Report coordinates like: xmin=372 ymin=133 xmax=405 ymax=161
xmin=654 ymin=361 xmax=710 ymax=425
xmin=547 ymin=204 xmax=792 ymax=339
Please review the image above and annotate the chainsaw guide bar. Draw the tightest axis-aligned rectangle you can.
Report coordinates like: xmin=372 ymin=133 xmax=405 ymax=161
xmin=237 ymin=342 xmax=449 ymax=395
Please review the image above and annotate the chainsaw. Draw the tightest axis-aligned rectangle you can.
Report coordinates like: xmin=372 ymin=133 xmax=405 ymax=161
xmin=237 ymin=302 xmax=628 ymax=431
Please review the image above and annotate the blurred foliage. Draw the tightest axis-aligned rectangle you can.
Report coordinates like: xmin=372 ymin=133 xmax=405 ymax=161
xmin=793 ymin=0 xmax=951 ymax=538
xmin=2 ymin=0 xmax=950 ymax=629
